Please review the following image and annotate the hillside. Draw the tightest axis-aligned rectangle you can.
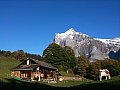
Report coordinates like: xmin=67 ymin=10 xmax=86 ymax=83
xmin=0 ymin=56 xmax=20 ymax=81
xmin=0 ymin=56 xmax=120 ymax=90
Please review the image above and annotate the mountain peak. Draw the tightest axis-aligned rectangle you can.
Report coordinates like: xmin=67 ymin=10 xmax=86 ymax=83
xmin=54 ymin=28 xmax=120 ymax=60
xmin=65 ymin=28 xmax=76 ymax=35
xmin=56 ymin=28 xmax=89 ymax=39
xmin=55 ymin=28 xmax=77 ymax=40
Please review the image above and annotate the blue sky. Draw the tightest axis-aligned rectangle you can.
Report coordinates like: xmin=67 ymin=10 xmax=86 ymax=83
xmin=0 ymin=0 xmax=120 ymax=55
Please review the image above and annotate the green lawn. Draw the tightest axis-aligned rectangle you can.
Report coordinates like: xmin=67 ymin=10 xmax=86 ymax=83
xmin=0 ymin=56 xmax=120 ymax=90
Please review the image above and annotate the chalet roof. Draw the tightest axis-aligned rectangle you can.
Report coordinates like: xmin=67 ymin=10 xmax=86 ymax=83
xmin=12 ymin=64 xmax=38 ymax=71
xmin=12 ymin=58 xmax=57 ymax=71
xmin=28 ymin=58 xmax=57 ymax=70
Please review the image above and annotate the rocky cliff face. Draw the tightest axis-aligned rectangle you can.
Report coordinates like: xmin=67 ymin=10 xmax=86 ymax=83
xmin=53 ymin=28 xmax=120 ymax=60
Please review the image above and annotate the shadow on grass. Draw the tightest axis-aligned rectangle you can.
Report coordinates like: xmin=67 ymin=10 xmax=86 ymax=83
xmin=0 ymin=78 xmax=55 ymax=90
xmin=71 ymin=80 xmax=120 ymax=90
xmin=0 ymin=78 xmax=120 ymax=90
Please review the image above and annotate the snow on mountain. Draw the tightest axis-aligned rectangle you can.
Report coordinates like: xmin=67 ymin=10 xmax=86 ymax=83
xmin=94 ymin=38 xmax=120 ymax=47
xmin=54 ymin=28 xmax=91 ymax=46
xmin=94 ymin=38 xmax=111 ymax=44
xmin=112 ymin=37 xmax=120 ymax=44
xmin=55 ymin=28 xmax=89 ymax=40
xmin=55 ymin=28 xmax=75 ymax=40
xmin=54 ymin=28 xmax=120 ymax=60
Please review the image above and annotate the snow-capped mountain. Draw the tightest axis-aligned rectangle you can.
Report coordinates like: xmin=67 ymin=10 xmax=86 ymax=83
xmin=95 ymin=38 xmax=120 ymax=47
xmin=54 ymin=28 xmax=120 ymax=60
xmin=54 ymin=28 xmax=92 ymax=47
xmin=55 ymin=28 xmax=88 ymax=40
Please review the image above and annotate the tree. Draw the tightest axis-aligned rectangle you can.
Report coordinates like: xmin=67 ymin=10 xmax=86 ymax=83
xmin=86 ymin=60 xmax=101 ymax=80
xmin=5 ymin=51 xmax=11 ymax=57
xmin=100 ymin=58 xmax=120 ymax=76
xmin=25 ymin=53 xmax=42 ymax=61
xmin=42 ymin=43 xmax=76 ymax=71
xmin=74 ymin=55 xmax=89 ymax=77
xmin=16 ymin=50 xmax=26 ymax=61
xmin=43 ymin=43 xmax=65 ymax=68
xmin=86 ymin=59 xmax=120 ymax=80
xmin=63 ymin=46 xmax=76 ymax=69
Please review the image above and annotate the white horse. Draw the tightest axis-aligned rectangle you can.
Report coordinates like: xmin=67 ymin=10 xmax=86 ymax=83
xmin=99 ymin=69 xmax=111 ymax=81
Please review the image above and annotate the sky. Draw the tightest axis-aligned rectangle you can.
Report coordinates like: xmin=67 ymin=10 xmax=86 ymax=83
xmin=0 ymin=0 xmax=120 ymax=55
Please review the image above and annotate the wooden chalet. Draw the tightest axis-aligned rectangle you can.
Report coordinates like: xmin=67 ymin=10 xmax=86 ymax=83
xmin=11 ymin=58 xmax=59 ymax=82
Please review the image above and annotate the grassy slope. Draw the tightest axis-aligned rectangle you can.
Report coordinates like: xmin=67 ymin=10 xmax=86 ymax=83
xmin=0 ymin=56 xmax=20 ymax=81
xmin=0 ymin=56 xmax=120 ymax=90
